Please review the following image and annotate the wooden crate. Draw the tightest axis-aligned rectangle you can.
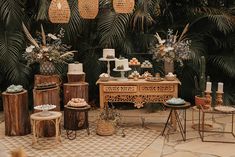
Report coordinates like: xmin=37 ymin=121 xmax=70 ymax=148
xmin=67 ymin=73 xmax=86 ymax=83
xmin=63 ymin=82 xmax=89 ymax=106
xmin=2 ymin=90 xmax=31 ymax=136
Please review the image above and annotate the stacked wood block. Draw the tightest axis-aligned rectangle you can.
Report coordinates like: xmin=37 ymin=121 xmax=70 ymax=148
xmin=2 ymin=90 xmax=31 ymax=136
xmin=64 ymin=74 xmax=89 ymax=106
xmin=33 ymin=74 xmax=61 ymax=137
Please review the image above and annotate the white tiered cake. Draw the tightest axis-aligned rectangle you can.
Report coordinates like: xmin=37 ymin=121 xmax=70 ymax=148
xmin=115 ymin=58 xmax=129 ymax=70
xmin=103 ymin=49 xmax=115 ymax=59
xmin=67 ymin=63 xmax=84 ymax=74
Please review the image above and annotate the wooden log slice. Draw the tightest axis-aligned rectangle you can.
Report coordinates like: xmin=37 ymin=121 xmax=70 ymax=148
xmin=67 ymin=73 xmax=86 ymax=83
xmin=34 ymin=74 xmax=61 ymax=87
xmin=63 ymin=82 xmax=89 ymax=106
xmin=2 ymin=90 xmax=31 ymax=136
xmin=33 ymin=87 xmax=60 ymax=137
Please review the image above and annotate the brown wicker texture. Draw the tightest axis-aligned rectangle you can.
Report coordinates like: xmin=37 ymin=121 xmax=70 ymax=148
xmin=96 ymin=119 xmax=115 ymax=136
xmin=78 ymin=0 xmax=99 ymax=19
xmin=48 ymin=0 xmax=71 ymax=23
xmin=113 ymin=0 xmax=135 ymax=13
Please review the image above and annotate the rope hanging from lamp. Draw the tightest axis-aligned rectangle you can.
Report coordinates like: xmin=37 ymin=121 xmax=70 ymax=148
xmin=48 ymin=0 xmax=71 ymax=23
xmin=113 ymin=0 xmax=135 ymax=13
xmin=78 ymin=0 xmax=99 ymax=19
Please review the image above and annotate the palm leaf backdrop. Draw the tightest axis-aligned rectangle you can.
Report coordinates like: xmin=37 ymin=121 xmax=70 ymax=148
xmin=0 ymin=0 xmax=235 ymax=109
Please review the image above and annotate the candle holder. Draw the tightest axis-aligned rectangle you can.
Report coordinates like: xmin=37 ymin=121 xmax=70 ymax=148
xmin=216 ymin=91 xmax=224 ymax=106
xmin=204 ymin=91 xmax=212 ymax=109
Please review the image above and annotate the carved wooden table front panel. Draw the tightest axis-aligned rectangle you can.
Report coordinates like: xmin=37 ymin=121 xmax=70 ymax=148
xmin=97 ymin=79 xmax=181 ymax=109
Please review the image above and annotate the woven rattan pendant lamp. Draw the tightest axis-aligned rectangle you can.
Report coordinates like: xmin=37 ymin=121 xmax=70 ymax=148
xmin=48 ymin=0 xmax=71 ymax=23
xmin=78 ymin=0 xmax=99 ymax=19
xmin=113 ymin=0 xmax=135 ymax=13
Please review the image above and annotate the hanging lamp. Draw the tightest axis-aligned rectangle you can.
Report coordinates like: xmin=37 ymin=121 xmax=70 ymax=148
xmin=78 ymin=0 xmax=99 ymax=19
xmin=48 ymin=0 xmax=71 ymax=23
xmin=113 ymin=0 xmax=135 ymax=13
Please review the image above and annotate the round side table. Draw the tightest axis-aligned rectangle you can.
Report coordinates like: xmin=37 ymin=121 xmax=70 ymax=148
xmin=64 ymin=105 xmax=91 ymax=140
xmin=30 ymin=111 xmax=62 ymax=148
xmin=162 ymin=102 xmax=191 ymax=141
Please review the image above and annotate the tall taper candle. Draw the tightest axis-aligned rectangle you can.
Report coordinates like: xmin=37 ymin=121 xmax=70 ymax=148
xmin=206 ymin=82 xmax=212 ymax=92
xmin=217 ymin=82 xmax=223 ymax=93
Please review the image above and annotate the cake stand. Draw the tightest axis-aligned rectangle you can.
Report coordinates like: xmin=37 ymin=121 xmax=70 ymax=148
xmin=113 ymin=68 xmax=131 ymax=80
xmin=34 ymin=104 xmax=56 ymax=116
xmin=99 ymin=58 xmax=116 ymax=76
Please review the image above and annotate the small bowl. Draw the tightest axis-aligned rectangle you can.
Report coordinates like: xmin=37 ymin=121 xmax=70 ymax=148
xmin=165 ymin=75 xmax=176 ymax=81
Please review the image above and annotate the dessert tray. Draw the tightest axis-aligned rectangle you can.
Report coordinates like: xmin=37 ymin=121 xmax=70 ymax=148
xmin=34 ymin=104 xmax=56 ymax=116
xmin=166 ymin=98 xmax=186 ymax=106
xmin=145 ymin=77 xmax=163 ymax=82
xmin=35 ymin=82 xmax=57 ymax=90
xmin=67 ymin=98 xmax=88 ymax=108
xmin=214 ymin=106 xmax=235 ymax=113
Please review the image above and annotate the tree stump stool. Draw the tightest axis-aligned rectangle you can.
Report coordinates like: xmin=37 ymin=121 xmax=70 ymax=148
xmin=67 ymin=73 xmax=86 ymax=83
xmin=63 ymin=82 xmax=89 ymax=106
xmin=33 ymin=87 xmax=60 ymax=137
xmin=34 ymin=75 xmax=61 ymax=87
xmin=64 ymin=105 xmax=90 ymax=140
xmin=2 ymin=90 xmax=31 ymax=136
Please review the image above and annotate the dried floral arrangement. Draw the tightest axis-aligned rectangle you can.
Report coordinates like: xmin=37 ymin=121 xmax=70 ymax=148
xmin=22 ymin=23 xmax=75 ymax=65
xmin=151 ymin=24 xmax=192 ymax=66
xmin=99 ymin=103 xmax=121 ymax=123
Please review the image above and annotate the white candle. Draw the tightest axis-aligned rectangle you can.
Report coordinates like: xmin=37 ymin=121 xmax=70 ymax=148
xmin=206 ymin=82 xmax=212 ymax=92
xmin=217 ymin=82 xmax=223 ymax=93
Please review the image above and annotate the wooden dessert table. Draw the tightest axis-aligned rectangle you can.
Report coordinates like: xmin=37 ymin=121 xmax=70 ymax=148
xmin=96 ymin=78 xmax=181 ymax=109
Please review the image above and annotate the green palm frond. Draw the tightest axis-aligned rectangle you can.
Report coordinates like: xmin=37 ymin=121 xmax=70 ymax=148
xmin=0 ymin=0 xmax=25 ymax=29
xmin=36 ymin=0 xmax=50 ymax=21
xmin=62 ymin=0 xmax=85 ymax=44
xmin=0 ymin=31 xmax=30 ymax=86
xmin=208 ymin=55 xmax=235 ymax=78
xmin=131 ymin=0 xmax=158 ymax=31
xmin=98 ymin=11 xmax=131 ymax=48
xmin=191 ymin=7 xmax=235 ymax=34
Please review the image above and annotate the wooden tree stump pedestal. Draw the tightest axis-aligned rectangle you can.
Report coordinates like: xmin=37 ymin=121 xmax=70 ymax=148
xmin=34 ymin=75 xmax=61 ymax=87
xmin=67 ymin=73 xmax=86 ymax=83
xmin=2 ymin=90 xmax=31 ymax=136
xmin=63 ymin=82 xmax=89 ymax=106
xmin=33 ymin=87 xmax=60 ymax=137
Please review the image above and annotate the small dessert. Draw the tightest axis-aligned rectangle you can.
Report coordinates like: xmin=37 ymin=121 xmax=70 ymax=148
xmin=68 ymin=63 xmax=84 ymax=74
xmin=129 ymin=58 xmax=140 ymax=66
xmin=165 ymin=72 xmax=176 ymax=81
xmin=67 ymin=98 xmax=88 ymax=107
xmin=128 ymin=71 xmax=140 ymax=79
xmin=6 ymin=85 xmax=24 ymax=93
xmin=166 ymin=98 xmax=185 ymax=105
xmin=142 ymin=71 xmax=152 ymax=78
xmin=141 ymin=60 xmax=153 ymax=68
xmin=99 ymin=73 xmax=110 ymax=81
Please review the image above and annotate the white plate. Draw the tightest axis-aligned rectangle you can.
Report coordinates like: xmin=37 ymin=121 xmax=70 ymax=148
xmin=34 ymin=104 xmax=56 ymax=111
xmin=214 ymin=106 xmax=235 ymax=112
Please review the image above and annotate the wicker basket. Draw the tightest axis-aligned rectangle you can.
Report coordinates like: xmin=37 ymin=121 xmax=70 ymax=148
xmin=48 ymin=0 xmax=71 ymax=23
xmin=113 ymin=0 xmax=135 ymax=13
xmin=78 ymin=0 xmax=99 ymax=19
xmin=96 ymin=119 xmax=115 ymax=136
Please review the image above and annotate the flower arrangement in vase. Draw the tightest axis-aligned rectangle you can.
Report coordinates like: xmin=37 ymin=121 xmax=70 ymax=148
xmin=151 ymin=24 xmax=192 ymax=74
xmin=22 ymin=23 xmax=76 ymax=75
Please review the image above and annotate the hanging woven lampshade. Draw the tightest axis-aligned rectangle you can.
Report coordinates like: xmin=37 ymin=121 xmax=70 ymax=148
xmin=48 ymin=0 xmax=71 ymax=23
xmin=78 ymin=0 xmax=99 ymax=19
xmin=113 ymin=0 xmax=135 ymax=13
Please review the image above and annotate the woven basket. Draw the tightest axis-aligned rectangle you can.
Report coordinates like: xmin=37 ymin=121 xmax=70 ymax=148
xmin=78 ymin=0 xmax=99 ymax=19
xmin=113 ymin=0 xmax=135 ymax=13
xmin=48 ymin=0 xmax=71 ymax=23
xmin=40 ymin=61 xmax=56 ymax=75
xmin=96 ymin=119 xmax=116 ymax=136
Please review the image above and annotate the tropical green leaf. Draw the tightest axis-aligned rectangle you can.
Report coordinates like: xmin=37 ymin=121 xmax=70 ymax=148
xmin=0 ymin=31 xmax=30 ymax=86
xmin=98 ymin=11 xmax=131 ymax=48
xmin=0 ymin=0 xmax=25 ymax=30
